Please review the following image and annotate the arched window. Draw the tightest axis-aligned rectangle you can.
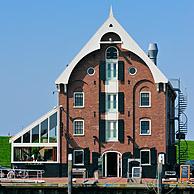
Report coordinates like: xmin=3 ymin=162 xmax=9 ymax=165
xmin=106 ymin=46 xmax=118 ymax=60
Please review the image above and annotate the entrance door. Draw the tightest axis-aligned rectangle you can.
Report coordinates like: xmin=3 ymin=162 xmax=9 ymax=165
xmin=107 ymin=152 xmax=117 ymax=177
xmin=102 ymin=151 xmax=121 ymax=177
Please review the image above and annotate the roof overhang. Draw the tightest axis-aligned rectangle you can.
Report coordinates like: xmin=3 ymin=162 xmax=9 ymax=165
xmin=55 ymin=10 xmax=168 ymax=85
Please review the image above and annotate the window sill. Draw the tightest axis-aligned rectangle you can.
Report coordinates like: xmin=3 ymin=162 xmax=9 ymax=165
xmin=73 ymin=164 xmax=84 ymax=166
xmin=73 ymin=134 xmax=85 ymax=137
xmin=139 ymin=134 xmax=151 ymax=136
xmin=139 ymin=106 xmax=151 ymax=108
xmin=141 ymin=164 xmax=151 ymax=166
xmin=106 ymin=139 xmax=118 ymax=142
xmin=73 ymin=106 xmax=85 ymax=109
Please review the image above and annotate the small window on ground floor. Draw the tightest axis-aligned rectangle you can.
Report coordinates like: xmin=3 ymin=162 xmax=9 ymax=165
xmin=140 ymin=149 xmax=151 ymax=165
xmin=73 ymin=150 xmax=84 ymax=165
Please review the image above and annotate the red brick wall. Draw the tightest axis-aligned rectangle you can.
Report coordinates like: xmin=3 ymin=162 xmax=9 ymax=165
xmin=59 ymin=44 xmax=168 ymax=163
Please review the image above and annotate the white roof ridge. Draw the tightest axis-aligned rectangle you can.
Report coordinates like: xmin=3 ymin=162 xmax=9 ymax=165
xmin=55 ymin=11 xmax=168 ymax=84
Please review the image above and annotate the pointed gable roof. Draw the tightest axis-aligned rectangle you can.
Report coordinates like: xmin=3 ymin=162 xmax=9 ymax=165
xmin=55 ymin=8 xmax=168 ymax=85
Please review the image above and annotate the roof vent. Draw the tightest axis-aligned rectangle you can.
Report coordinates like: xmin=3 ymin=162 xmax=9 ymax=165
xmin=148 ymin=43 xmax=158 ymax=65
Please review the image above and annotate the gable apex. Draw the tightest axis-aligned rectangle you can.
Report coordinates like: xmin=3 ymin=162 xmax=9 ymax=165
xmin=55 ymin=11 xmax=168 ymax=85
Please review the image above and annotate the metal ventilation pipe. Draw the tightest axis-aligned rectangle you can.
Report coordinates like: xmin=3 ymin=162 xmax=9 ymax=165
xmin=148 ymin=43 xmax=158 ymax=65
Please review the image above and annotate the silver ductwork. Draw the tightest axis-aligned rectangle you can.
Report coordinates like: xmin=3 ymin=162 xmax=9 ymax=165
xmin=148 ymin=43 xmax=158 ymax=65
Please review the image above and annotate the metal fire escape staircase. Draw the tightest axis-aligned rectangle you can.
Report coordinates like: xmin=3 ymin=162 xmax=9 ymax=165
xmin=170 ymin=79 xmax=188 ymax=164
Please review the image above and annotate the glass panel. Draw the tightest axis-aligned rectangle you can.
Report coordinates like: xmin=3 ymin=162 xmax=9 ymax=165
xmin=106 ymin=122 xmax=111 ymax=139
xmin=107 ymin=95 xmax=111 ymax=109
xmin=107 ymin=63 xmax=111 ymax=78
xmin=49 ymin=112 xmax=57 ymax=143
xmin=113 ymin=122 xmax=117 ymax=138
xmin=106 ymin=121 xmax=117 ymax=140
xmin=74 ymin=93 xmax=83 ymax=107
xmin=32 ymin=125 xmax=39 ymax=143
xmin=113 ymin=95 xmax=117 ymax=109
xmin=14 ymin=137 xmax=21 ymax=143
xmin=106 ymin=47 xmax=118 ymax=59
xmin=141 ymin=151 xmax=150 ymax=164
xmin=23 ymin=131 xmax=30 ymax=143
xmin=13 ymin=147 xmax=57 ymax=162
xmin=141 ymin=93 xmax=150 ymax=106
xmin=41 ymin=119 xmax=48 ymax=143
xmin=141 ymin=121 xmax=150 ymax=134
xmin=74 ymin=150 xmax=84 ymax=165
xmin=74 ymin=121 xmax=83 ymax=135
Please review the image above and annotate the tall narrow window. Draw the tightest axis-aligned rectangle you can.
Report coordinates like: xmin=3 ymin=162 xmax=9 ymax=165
xmin=140 ymin=119 xmax=151 ymax=135
xmin=106 ymin=47 xmax=118 ymax=80
xmin=74 ymin=92 xmax=84 ymax=108
xmin=73 ymin=120 xmax=84 ymax=136
xmin=49 ymin=112 xmax=57 ymax=143
xmin=106 ymin=121 xmax=118 ymax=141
xmin=106 ymin=94 xmax=117 ymax=112
xmin=41 ymin=119 xmax=48 ymax=143
xmin=140 ymin=92 xmax=151 ymax=107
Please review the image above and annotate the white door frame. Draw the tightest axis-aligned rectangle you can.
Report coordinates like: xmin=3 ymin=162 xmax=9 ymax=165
xmin=102 ymin=151 xmax=122 ymax=177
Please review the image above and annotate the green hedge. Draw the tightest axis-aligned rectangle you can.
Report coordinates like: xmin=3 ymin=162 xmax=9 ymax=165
xmin=0 ymin=136 xmax=11 ymax=167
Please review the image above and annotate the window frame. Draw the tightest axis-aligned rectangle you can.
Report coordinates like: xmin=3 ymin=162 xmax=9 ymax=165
xmin=140 ymin=91 xmax=151 ymax=107
xmin=106 ymin=93 xmax=118 ymax=112
xmin=73 ymin=149 xmax=84 ymax=166
xmin=105 ymin=120 xmax=118 ymax=142
xmin=73 ymin=92 xmax=84 ymax=108
xmin=140 ymin=149 xmax=151 ymax=166
xmin=140 ymin=119 xmax=151 ymax=136
xmin=73 ymin=119 xmax=84 ymax=136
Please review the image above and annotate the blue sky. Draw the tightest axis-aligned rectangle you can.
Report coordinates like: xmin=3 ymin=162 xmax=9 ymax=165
xmin=0 ymin=0 xmax=194 ymax=139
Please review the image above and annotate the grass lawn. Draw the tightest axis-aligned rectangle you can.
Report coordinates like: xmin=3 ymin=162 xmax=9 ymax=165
xmin=0 ymin=136 xmax=11 ymax=167
xmin=187 ymin=140 xmax=194 ymax=160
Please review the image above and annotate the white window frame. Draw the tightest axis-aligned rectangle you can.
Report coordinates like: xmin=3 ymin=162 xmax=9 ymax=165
xmin=140 ymin=91 xmax=151 ymax=107
xmin=105 ymin=120 xmax=118 ymax=142
xmin=73 ymin=92 xmax=84 ymax=108
xmin=73 ymin=150 xmax=84 ymax=166
xmin=106 ymin=93 xmax=118 ymax=112
xmin=73 ymin=119 xmax=84 ymax=136
xmin=140 ymin=119 xmax=151 ymax=136
xmin=140 ymin=149 xmax=151 ymax=166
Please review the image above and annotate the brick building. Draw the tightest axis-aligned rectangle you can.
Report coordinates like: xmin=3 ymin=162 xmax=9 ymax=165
xmin=10 ymin=8 xmax=176 ymax=178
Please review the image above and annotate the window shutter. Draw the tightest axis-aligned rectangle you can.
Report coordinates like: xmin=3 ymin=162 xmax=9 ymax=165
xmin=151 ymin=147 xmax=157 ymax=165
xmin=99 ymin=120 xmax=106 ymax=143
xmin=118 ymin=119 xmax=124 ymax=143
xmin=84 ymin=147 xmax=90 ymax=166
xmin=118 ymin=61 xmax=124 ymax=81
xmin=134 ymin=147 xmax=140 ymax=158
xmin=99 ymin=92 xmax=106 ymax=113
xmin=122 ymin=152 xmax=131 ymax=177
xmin=92 ymin=152 xmax=101 ymax=171
xmin=118 ymin=92 xmax=124 ymax=113
xmin=99 ymin=61 xmax=106 ymax=81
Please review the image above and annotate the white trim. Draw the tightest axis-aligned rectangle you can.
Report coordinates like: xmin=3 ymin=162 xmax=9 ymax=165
xmin=73 ymin=92 xmax=84 ymax=108
xmin=73 ymin=119 xmax=84 ymax=136
xmin=140 ymin=119 xmax=151 ymax=136
xmin=140 ymin=149 xmax=151 ymax=166
xmin=10 ymin=107 xmax=60 ymax=143
xmin=55 ymin=12 xmax=168 ymax=85
xmin=102 ymin=151 xmax=122 ymax=177
xmin=73 ymin=150 xmax=84 ymax=166
xmin=12 ymin=143 xmax=58 ymax=147
xmin=139 ymin=91 xmax=151 ymax=108
xmin=87 ymin=67 xmax=95 ymax=76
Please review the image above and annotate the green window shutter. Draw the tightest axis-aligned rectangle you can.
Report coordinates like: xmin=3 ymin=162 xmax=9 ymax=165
xmin=118 ymin=92 xmax=124 ymax=113
xmin=99 ymin=92 xmax=106 ymax=113
xmin=122 ymin=152 xmax=131 ymax=177
xmin=118 ymin=119 xmax=124 ymax=143
xmin=118 ymin=61 xmax=124 ymax=81
xmin=84 ymin=147 xmax=90 ymax=166
xmin=92 ymin=152 xmax=101 ymax=171
xmin=99 ymin=120 xmax=106 ymax=143
xmin=100 ymin=61 xmax=106 ymax=81
xmin=134 ymin=146 xmax=140 ymax=158
xmin=151 ymin=147 xmax=157 ymax=165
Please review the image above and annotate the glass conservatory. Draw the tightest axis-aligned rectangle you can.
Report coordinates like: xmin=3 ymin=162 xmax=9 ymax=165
xmin=10 ymin=107 xmax=60 ymax=163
